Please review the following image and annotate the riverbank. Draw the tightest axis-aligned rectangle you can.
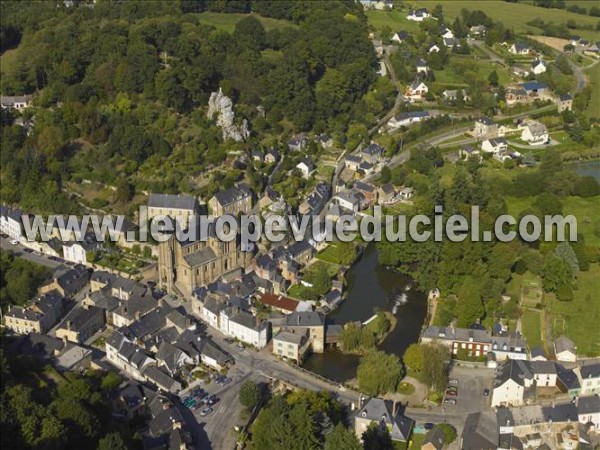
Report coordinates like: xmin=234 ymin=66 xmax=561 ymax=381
xmin=337 ymin=311 xmax=398 ymax=356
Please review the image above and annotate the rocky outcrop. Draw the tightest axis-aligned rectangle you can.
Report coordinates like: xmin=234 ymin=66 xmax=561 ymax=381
xmin=207 ymin=88 xmax=249 ymax=142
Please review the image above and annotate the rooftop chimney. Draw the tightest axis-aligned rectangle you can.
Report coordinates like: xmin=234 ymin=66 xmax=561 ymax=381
xmin=67 ymin=320 xmax=73 ymax=331
xmin=392 ymin=400 xmax=398 ymax=417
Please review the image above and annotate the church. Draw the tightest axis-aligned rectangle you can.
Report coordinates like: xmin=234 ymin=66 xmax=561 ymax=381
xmin=157 ymin=224 xmax=250 ymax=295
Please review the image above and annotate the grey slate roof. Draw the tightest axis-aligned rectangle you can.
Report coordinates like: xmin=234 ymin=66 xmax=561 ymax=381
xmin=355 ymin=397 xmax=414 ymax=442
xmin=462 ymin=411 xmax=499 ymax=450
xmin=183 ymin=247 xmax=216 ymax=267
xmin=554 ymin=335 xmax=576 ymax=354
xmin=578 ymin=395 xmax=600 ymax=416
xmin=148 ymin=193 xmax=197 ymax=211
xmin=213 ymin=185 xmax=251 ymax=207
xmin=58 ymin=306 xmax=104 ymax=333
xmin=580 ymin=360 xmax=600 ymax=379
xmin=285 ymin=311 xmax=324 ymax=328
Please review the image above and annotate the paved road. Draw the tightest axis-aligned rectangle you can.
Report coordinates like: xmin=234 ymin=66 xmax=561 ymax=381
xmin=0 ymin=236 xmax=64 ymax=269
xmin=471 ymin=39 xmax=506 ymax=66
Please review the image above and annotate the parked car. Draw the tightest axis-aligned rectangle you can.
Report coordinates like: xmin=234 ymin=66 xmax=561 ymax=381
xmin=222 ymin=377 xmax=232 ymax=385
xmin=448 ymin=379 xmax=459 ymax=386
xmin=9 ymin=239 xmax=18 ymax=245
xmin=424 ymin=423 xmax=435 ymax=430
xmin=207 ymin=395 xmax=219 ymax=406
xmin=146 ymin=280 xmax=157 ymax=288
xmin=23 ymin=248 xmax=33 ymax=253
xmin=224 ymin=338 xmax=234 ymax=344
xmin=445 ymin=390 xmax=457 ymax=397
xmin=33 ymin=251 xmax=43 ymax=256
xmin=200 ymin=407 xmax=213 ymax=417
xmin=443 ymin=398 xmax=457 ymax=405
xmin=483 ymin=389 xmax=490 ymax=396
xmin=236 ymin=343 xmax=245 ymax=351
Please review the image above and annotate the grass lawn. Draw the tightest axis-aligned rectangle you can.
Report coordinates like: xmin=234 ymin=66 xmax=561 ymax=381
xmin=521 ymin=310 xmax=542 ymax=348
xmin=584 ymin=62 xmax=600 ymax=119
xmin=407 ymin=433 xmax=426 ymax=449
xmin=546 ymin=263 xmax=600 ymax=356
xmin=365 ymin=9 xmax=422 ymax=34
xmin=412 ymin=1 xmax=600 ymax=41
xmin=316 ymin=242 xmax=357 ymax=266
xmin=505 ymin=195 xmax=600 ymax=248
xmin=195 ymin=12 xmax=296 ymax=33
xmin=0 ymin=47 xmax=19 ymax=81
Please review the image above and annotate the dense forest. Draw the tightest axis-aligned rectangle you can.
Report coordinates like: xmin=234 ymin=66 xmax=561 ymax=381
xmin=0 ymin=0 xmax=378 ymax=213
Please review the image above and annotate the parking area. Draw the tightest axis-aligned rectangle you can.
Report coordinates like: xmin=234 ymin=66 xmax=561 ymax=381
xmin=442 ymin=365 xmax=495 ymax=415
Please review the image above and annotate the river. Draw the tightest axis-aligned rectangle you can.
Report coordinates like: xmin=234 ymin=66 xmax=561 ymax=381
xmin=302 ymin=244 xmax=427 ymax=382
xmin=570 ymin=160 xmax=600 ymax=182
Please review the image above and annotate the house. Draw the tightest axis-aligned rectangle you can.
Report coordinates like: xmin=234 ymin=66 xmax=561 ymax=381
xmin=90 ymin=271 xmax=146 ymax=301
xmin=55 ymin=305 xmax=105 ymax=344
xmin=511 ymin=66 xmax=530 ymax=78
xmin=272 ymin=311 xmax=326 ymax=353
xmin=272 ymin=330 xmax=311 ymax=363
xmin=491 ymin=360 xmax=535 ymax=407
xmin=354 ymin=181 xmax=377 ymax=204
xmin=361 ymin=143 xmax=384 ymax=164
xmin=388 ymin=111 xmax=430 ymax=129
xmin=474 ymin=116 xmax=498 ymax=137
xmin=288 ymin=134 xmax=308 ymax=152
xmin=62 ymin=233 xmax=100 ymax=265
xmin=219 ymin=308 xmax=270 ymax=349
xmin=147 ymin=194 xmax=198 ymax=228
xmin=577 ymin=395 xmax=600 ymax=428
xmin=469 ymin=25 xmax=486 ymax=37
xmin=428 ymin=44 xmax=440 ymax=54
xmin=316 ymin=133 xmax=333 ymax=148
xmin=39 ymin=266 xmax=90 ymax=298
xmin=459 ymin=145 xmax=480 ymax=161
xmin=481 ymin=137 xmax=508 ymax=154
xmin=334 ymin=190 xmax=361 ymax=213
xmin=461 ymin=411 xmax=498 ymax=450
xmin=416 ymin=58 xmax=429 ymax=74
xmin=405 ymin=79 xmax=428 ymax=100
xmin=258 ymin=293 xmax=299 ymax=314
xmin=530 ymin=360 xmax=558 ymax=388
xmin=3 ymin=293 xmax=63 ymax=335
xmin=557 ymin=94 xmax=573 ymax=112
xmin=391 ymin=30 xmax=410 ymax=44
xmin=440 ymin=27 xmax=454 ymax=40
xmin=265 ymin=148 xmax=279 ymax=164
xmin=111 ymin=295 xmax=157 ymax=328
xmin=0 ymin=95 xmax=33 ymax=111
xmin=0 ymin=206 xmax=26 ymax=241
xmin=116 ymin=381 xmax=157 ymax=419
xmin=521 ymin=122 xmax=549 ymax=145
xmin=143 ymin=365 xmax=182 ymax=394
xmin=575 ymin=360 xmax=600 ymax=395
xmin=442 ymin=89 xmax=469 ymax=102
xmin=398 ymin=187 xmax=414 ymax=201
xmin=296 ymin=158 xmax=315 ymax=179
xmin=54 ymin=345 xmax=93 ymax=372
xmin=530 ymin=59 xmax=547 ymax=75
xmin=510 ymin=42 xmax=530 ymax=55
xmin=106 ymin=330 xmax=155 ymax=380
xmin=520 ymin=81 xmax=549 ymax=99
xmin=422 ymin=427 xmax=445 ymax=450
xmin=530 ymin=346 xmax=547 ymax=361
xmin=505 ymin=87 xmax=528 ymax=106
xmin=378 ymin=183 xmax=396 ymax=205
xmin=421 ymin=326 xmax=492 ymax=358
xmin=344 ymin=154 xmax=363 ymax=171
xmin=354 ymin=397 xmax=414 ymax=443
xmin=554 ymin=335 xmax=577 ymax=362
xmin=407 ymin=8 xmax=430 ymax=21
xmin=286 ymin=240 xmax=314 ymax=265
xmin=556 ymin=364 xmax=581 ymax=398
xmin=208 ymin=184 xmax=252 ymax=216
xmin=491 ymin=332 xmax=528 ymax=361
xmin=443 ymin=37 xmax=459 ymax=48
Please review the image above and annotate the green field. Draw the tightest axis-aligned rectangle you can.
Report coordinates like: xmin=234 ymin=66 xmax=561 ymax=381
xmin=506 ymin=195 xmax=600 ymax=248
xmin=411 ymin=1 xmax=600 ymax=41
xmin=433 ymin=55 xmax=512 ymax=87
xmin=546 ymin=263 xmax=600 ymax=356
xmin=521 ymin=310 xmax=542 ymax=348
xmin=195 ymin=12 xmax=296 ymax=33
xmin=0 ymin=48 xmax=19 ymax=83
xmin=584 ymin=62 xmax=600 ymax=119
xmin=365 ymin=9 xmax=422 ymax=34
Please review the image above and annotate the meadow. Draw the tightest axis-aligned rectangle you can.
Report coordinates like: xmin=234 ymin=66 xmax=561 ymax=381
xmin=195 ymin=12 xmax=297 ymax=33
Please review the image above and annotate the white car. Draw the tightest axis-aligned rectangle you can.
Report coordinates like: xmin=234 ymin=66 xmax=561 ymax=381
xmin=9 ymin=239 xmax=18 ymax=245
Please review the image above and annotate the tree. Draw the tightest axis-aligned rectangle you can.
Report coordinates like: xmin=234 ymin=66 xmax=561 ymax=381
xmin=487 ymin=70 xmax=499 ymax=87
xmin=97 ymin=432 xmax=127 ymax=450
xmin=542 ymin=255 xmax=572 ymax=293
xmin=115 ymin=178 xmax=134 ymax=203
xmin=239 ymin=380 xmax=262 ymax=412
xmin=436 ymin=423 xmax=457 ymax=444
xmin=361 ymin=422 xmax=394 ymax=450
xmin=403 ymin=343 xmax=424 ymax=373
xmin=234 ymin=16 xmax=266 ymax=51
xmin=554 ymin=242 xmax=579 ymax=274
xmin=380 ymin=165 xmax=391 ymax=184
xmin=533 ymin=193 xmax=562 ymax=216
xmin=325 ymin=423 xmax=362 ymax=450
xmin=357 ymin=351 xmax=403 ymax=396
xmin=420 ymin=344 xmax=448 ymax=391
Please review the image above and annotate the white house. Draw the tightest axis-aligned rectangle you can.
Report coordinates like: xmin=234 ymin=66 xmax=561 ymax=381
xmin=63 ymin=236 xmax=99 ymax=265
xmin=473 ymin=116 xmax=498 ymax=137
xmin=530 ymin=59 xmax=547 ymax=75
xmin=428 ymin=44 xmax=440 ymax=54
xmin=416 ymin=58 xmax=429 ymax=74
xmin=391 ymin=30 xmax=410 ymax=44
xmin=481 ymin=137 xmax=508 ymax=154
xmin=575 ymin=361 xmax=600 ymax=396
xmin=334 ymin=190 xmax=360 ymax=213
xmin=405 ymin=80 xmax=428 ymax=101
xmin=407 ymin=8 xmax=430 ymax=22
xmin=440 ymin=27 xmax=454 ymax=40
xmin=554 ymin=336 xmax=577 ymax=362
xmin=388 ymin=111 xmax=430 ymax=129
xmin=577 ymin=395 xmax=600 ymax=429
xmin=219 ymin=308 xmax=269 ymax=349
xmin=106 ymin=330 xmax=155 ymax=381
xmin=491 ymin=360 xmax=535 ymax=407
xmin=530 ymin=360 xmax=558 ymax=388
xmin=296 ymin=158 xmax=315 ymax=179
xmin=0 ymin=95 xmax=33 ymax=111
xmin=510 ymin=42 xmax=530 ymax=55
xmin=521 ymin=122 xmax=549 ymax=145
xmin=0 ymin=206 xmax=25 ymax=241
xmin=442 ymin=89 xmax=469 ymax=102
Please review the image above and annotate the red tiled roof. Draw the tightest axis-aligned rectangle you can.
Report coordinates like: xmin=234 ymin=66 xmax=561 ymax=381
xmin=259 ymin=293 xmax=299 ymax=312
